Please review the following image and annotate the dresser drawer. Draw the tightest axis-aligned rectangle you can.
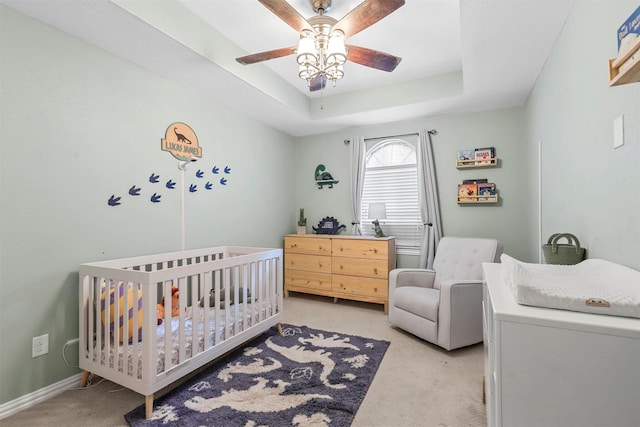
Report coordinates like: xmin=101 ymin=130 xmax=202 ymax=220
xmin=284 ymin=253 xmax=331 ymax=274
xmin=332 ymin=238 xmax=388 ymax=260
xmin=332 ymin=257 xmax=389 ymax=279
xmin=332 ymin=274 xmax=388 ymax=298
xmin=285 ymin=270 xmax=332 ymax=292
xmin=284 ymin=236 xmax=331 ymax=256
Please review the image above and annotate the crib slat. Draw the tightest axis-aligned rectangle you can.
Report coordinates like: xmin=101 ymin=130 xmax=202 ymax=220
xmin=232 ymin=266 xmax=239 ymax=339
xmin=249 ymin=262 xmax=256 ymax=327
xmin=202 ymin=271 xmax=211 ymax=351
xmin=215 ymin=269 xmax=222 ymax=346
xmin=191 ymin=273 xmax=200 ymax=356
xmin=177 ymin=276 xmax=186 ymax=364
xmin=224 ymin=267 xmax=231 ymax=341
xmin=141 ymin=282 xmax=156 ymax=383
xmin=162 ymin=280 xmax=172 ymax=373
xmin=241 ymin=263 xmax=248 ymax=331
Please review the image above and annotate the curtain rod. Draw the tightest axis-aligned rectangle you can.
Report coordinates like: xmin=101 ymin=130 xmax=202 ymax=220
xmin=344 ymin=130 xmax=437 ymax=144
xmin=364 ymin=132 xmax=418 ymax=141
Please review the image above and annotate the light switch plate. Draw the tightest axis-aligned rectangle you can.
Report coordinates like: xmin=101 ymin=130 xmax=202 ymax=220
xmin=613 ymin=115 xmax=624 ymax=149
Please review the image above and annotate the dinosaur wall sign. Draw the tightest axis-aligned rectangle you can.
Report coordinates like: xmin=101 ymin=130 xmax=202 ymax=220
xmin=161 ymin=122 xmax=202 ymax=161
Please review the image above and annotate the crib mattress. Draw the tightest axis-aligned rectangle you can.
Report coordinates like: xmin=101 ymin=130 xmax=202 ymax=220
xmin=92 ymin=303 xmax=266 ymax=379
xmin=500 ymin=254 xmax=640 ymax=318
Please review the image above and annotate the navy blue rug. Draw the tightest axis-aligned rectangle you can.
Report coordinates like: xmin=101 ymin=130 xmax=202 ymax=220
xmin=125 ymin=324 xmax=390 ymax=426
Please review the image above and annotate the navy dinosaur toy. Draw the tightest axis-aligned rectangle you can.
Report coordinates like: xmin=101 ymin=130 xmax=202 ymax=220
xmin=312 ymin=217 xmax=346 ymax=235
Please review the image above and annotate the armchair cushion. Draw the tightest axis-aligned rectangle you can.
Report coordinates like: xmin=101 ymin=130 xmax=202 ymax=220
xmin=432 ymin=237 xmax=502 ymax=289
xmin=394 ymin=286 xmax=439 ymax=322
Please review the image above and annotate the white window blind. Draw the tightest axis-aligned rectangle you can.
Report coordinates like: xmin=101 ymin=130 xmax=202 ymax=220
xmin=360 ymin=137 xmax=422 ymax=250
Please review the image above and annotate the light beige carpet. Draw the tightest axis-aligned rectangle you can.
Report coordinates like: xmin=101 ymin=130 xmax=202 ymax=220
xmin=1 ymin=293 xmax=486 ymax=426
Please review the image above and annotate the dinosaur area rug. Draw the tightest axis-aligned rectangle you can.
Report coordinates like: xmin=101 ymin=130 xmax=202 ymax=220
xmin=125 ymin=324 xmax=390 ymax=427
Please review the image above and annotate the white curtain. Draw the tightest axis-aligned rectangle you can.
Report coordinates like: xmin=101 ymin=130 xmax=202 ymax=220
xmin=418 ymin=129 xmax=443 ymax=269
xmin=349 ymin=136 xmax=366 ymax=235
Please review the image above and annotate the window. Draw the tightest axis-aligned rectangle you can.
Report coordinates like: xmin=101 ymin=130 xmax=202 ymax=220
xmin=360 ymin=136 xmax=422 ymax=253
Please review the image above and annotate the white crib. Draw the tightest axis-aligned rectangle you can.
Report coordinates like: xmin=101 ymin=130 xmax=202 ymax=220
xmin=78 ymin=246 xmax=283 ymax=419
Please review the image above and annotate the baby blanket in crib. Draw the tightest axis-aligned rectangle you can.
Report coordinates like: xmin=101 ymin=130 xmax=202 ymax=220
xmin=500 ymin=254 xmax=640 ymax=319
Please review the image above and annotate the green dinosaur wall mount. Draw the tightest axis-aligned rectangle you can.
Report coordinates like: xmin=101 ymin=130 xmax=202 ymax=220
xmin=314 ymin=164 xmax=339 ymax=189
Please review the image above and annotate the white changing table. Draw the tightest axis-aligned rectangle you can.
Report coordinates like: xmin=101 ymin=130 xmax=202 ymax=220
xmin=483 ymin=262 xmax=640 ymax=427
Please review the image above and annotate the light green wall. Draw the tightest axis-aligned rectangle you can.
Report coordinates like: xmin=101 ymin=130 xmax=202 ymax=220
xmin=525 ymin=0 xmax=640 ymax=269
xmin=0 ymin=6 xmax=295 ymax=405
xmin=293 ymin=108 xmax=530 ymax=266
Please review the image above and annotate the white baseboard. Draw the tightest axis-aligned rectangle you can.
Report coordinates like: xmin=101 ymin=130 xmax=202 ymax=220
xmin=0 ymin=373 xmax=83 ymax=421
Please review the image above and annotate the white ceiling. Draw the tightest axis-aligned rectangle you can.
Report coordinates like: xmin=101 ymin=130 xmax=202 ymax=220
xmin=2 ymin=0 xmax=575 ymax=137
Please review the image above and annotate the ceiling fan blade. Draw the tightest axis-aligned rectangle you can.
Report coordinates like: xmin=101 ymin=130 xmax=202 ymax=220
xmin=346 ymin=45 xmax=402 ymax=72
xmin=258 ymin=0 xmax=314 ymax=33
xmin=236 ymin=46 xmax=296 ymax=65
xmin=332 ymin=0 xmax=405 ymax=39
xmin=309 ymin=74 xmax=327 ymax=92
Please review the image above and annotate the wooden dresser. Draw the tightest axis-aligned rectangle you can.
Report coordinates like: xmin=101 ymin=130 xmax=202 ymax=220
xmin=284 ymin=234 xmax=396 ymax=312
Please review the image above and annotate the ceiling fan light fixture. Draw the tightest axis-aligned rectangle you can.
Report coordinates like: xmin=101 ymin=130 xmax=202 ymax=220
xmin=296 ymin=30 xmax=318 ymax=66
xmin=325 ymin=63 xmax=344 ymax=85
xmin=237 ymin=0 xmax=405 ymax=92
xmin=326 ymin=30 xmax=347 ymax=66
xmin=298 ymin=64 xmax=316 ymax=80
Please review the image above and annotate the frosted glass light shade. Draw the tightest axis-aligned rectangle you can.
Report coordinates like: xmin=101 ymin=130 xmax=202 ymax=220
xmin=326 ymin=31 xmax=347 ymax=66
xmin=296 ymin=32 xmax=317 ymax=66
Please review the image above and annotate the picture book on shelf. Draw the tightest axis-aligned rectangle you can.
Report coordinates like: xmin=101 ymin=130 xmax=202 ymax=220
xmin=458 ymin=183 xmax=477 ymax=201
xmin=474 ymin=147 xmax=496 ymax=165
xmin=457 ymin=149 xmax=476 ymax=166
xmin=477 ymin=183 xmax=497 ymax=201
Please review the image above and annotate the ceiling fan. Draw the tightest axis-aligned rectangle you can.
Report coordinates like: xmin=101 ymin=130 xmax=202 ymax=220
xmin=236 ymin=0 xmax=405 ymax=91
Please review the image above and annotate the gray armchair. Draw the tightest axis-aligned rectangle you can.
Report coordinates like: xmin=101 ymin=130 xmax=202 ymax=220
xmin=388 ymin=237 xmax=502 ymax=350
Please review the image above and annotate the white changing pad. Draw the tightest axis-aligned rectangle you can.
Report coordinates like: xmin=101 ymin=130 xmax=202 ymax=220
xmin=501 ymin=254 xmax=640 ymax=319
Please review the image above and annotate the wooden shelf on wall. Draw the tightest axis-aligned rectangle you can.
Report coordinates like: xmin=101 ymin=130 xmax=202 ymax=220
xmin=609 ymin=37 xmax=640 ymax=86
xmin=457 ymin=195 xmax=499 ymax=204
xmin=456 ymin=158 xmax=498 ymax=169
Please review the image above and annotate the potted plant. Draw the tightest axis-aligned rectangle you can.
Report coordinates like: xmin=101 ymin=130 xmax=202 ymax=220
xmin=297 ymin=208 xmax=307 ymax=235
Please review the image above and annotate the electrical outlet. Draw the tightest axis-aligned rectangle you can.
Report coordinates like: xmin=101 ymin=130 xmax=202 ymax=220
xmin=32 ymin=334 xmax=49 ymax=358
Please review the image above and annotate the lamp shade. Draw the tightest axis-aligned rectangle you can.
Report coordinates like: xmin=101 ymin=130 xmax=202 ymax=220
xmin=326 ymin=31 xmax=347 ymax=66
xmin=296 ymin=31 xmax=317 ymax=66
xmin=368 ymin=202 xmax=387 ymax=220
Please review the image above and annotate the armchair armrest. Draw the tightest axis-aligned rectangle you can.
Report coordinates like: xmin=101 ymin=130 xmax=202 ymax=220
xmin=437 ymin=279 xmax=484 ymax=350
xmin=389 ymin=268 xmax=436 ymax=291
xmin=389 ymin=269 xmax=437 ymax=321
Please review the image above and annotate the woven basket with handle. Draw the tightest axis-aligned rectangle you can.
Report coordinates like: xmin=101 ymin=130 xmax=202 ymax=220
xmin=542 ymin=233 xmax=586 ymax=265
